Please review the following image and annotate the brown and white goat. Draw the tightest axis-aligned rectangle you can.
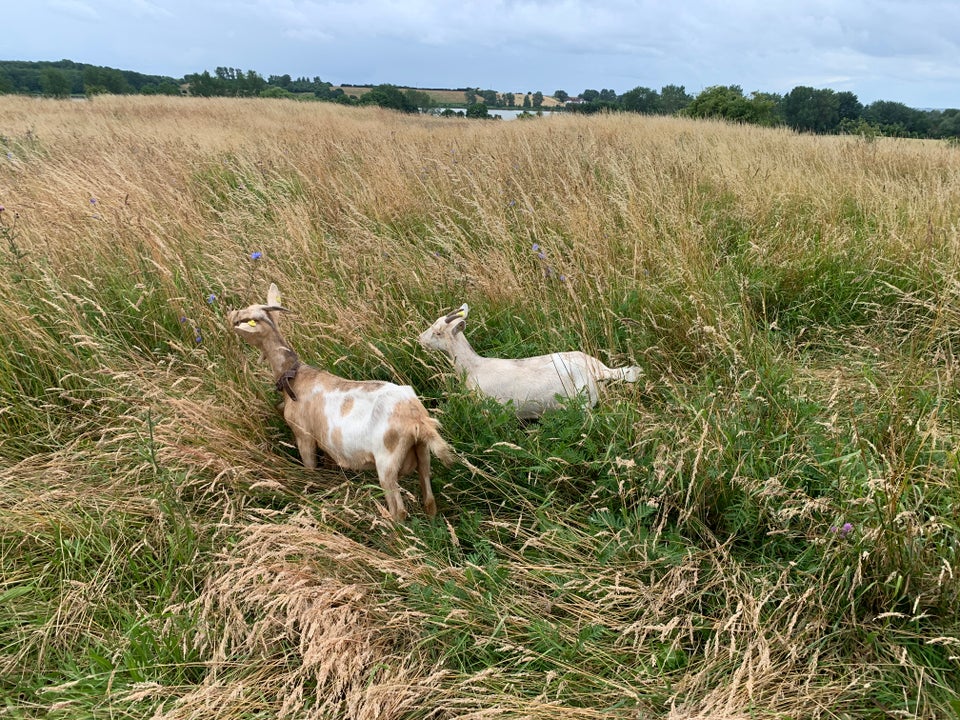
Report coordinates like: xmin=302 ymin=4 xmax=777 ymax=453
xmin=418 ymin=304 xmax=642 ymax=420
xmin=228 ymin=284 xmax=455 ymax=521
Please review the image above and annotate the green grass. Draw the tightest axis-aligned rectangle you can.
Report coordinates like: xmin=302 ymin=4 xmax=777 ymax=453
xmin=1 ymin=95 xmax=959 ymax=718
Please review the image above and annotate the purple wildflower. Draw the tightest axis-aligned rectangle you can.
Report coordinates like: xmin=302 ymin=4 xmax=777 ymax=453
xmin=90 ymin=197 xmax=97 ymax=205
xmin=207 ymin=293 xmax=217 ymax=304
xmin=831 ymin=522 xmax=854 ymax=538
xmin=250 ymin=251 xmax=262 ymax=260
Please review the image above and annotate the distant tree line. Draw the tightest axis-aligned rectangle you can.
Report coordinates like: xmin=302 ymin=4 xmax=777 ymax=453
xmin=562 ymin=83 xmax=960 ymax=139
xmin=2 ymin=60 xmax=957 ymax=138
xmin=0 ymin=60 xmax=180 ymax=97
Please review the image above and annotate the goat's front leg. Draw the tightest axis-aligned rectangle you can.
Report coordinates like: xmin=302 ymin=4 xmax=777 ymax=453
xmin=378 ymin=466 xmax=408 ymax=522
xmin=294 ymin=431 xmax=318 ymax=469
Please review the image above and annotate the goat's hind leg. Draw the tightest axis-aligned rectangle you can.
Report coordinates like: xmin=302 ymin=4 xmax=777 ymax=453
xmin=415 ymin=441 xmax=437 ymax=517
xmin=378 ymin=465 xmax=408 ymax=522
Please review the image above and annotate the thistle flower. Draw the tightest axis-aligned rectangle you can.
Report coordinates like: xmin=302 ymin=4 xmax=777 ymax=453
xmin=831 ymin=522 xmax=854 ymax=537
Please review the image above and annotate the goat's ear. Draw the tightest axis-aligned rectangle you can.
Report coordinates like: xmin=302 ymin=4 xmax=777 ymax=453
xmin=453 ymin=319 xmax=466 ymax=335
xmin=267 ymin=283 xmax=282 ymax=307
xmin=445 ymin=303 xmax=469 ymax=324
xmin=235 ymin=318 xmax=260 ymax=333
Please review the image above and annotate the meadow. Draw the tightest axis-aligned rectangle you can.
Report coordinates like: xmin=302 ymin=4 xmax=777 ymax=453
xmin=0 ymin=94 xmax=958 ymax=719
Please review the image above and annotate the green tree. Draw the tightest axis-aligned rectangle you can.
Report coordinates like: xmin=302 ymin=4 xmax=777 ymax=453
xmin=836 ymin=91 xmax=863 ymax=124
xmin=659 ymin=84 xmax=692 ymax=114
xmin=863 ymin=100 xmax=929 ymax=136
xmin=532 ymin=91 xmax=543 ymax=108
xmin=361 ymin=84 xmax=422 ymax=113
xmin=404 ymin=88 xmax=433 ymax=111
xmin=184 ymin=70 xmax=222 ymax=96
xmin=465 ymin=102 xmax=490 ymax=118
xmin=83 ymin=66 xmax=130 ymax=95
xmin=503 ymin=92 xmax=515 ymax=107
xmin=684 ymin=85 xmax=779 ymax=126
xmin=522 ymin=94 xmax=532 ymax=108
xmin=620 ymin=85 xmax=659 ymax=114
xmin=783 ymin=86 xmax=841 ymax=133
xmin=554 ymin=89 xmax=569 ymax=103
xmin=39 ymin=67 xmax=71 ymax=98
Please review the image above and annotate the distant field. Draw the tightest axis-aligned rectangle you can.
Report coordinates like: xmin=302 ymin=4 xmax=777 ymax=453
xmin=336 ymin=85 xmax=563 ymax=106
xmin=1 ymin=94 xmax=958 ymax=719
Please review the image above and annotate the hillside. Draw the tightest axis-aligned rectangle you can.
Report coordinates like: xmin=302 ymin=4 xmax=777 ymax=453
xmin=0 ymin=95 xmax=958 ymax=719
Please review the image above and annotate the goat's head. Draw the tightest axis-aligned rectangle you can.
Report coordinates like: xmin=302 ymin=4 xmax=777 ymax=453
xmin=418 ymin=303 xmax=469 ymax=352
xmin=227 ymin=283 xmax=289 ymax=348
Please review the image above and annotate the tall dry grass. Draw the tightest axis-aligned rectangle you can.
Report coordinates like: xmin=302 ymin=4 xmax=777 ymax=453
xmin=1 ymin=94 xmax=959 ymax=719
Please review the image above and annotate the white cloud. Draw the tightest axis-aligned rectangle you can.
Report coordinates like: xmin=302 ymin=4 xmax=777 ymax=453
xmin=7 ymin=0 xmax=960 ymax=107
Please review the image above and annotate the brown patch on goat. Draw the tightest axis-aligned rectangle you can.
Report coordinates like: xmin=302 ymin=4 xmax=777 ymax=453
xmin=383 ymin=427 xmax=400 ymax=453
xmin=340 ymin=397 xmax=355 ymax=417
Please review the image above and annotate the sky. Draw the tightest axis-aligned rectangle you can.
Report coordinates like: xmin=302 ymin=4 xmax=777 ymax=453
xmin=6 ymin=0 xmax=960 ymax=108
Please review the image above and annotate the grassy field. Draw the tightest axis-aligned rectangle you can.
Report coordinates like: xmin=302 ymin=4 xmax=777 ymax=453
xmin=1 ymin=94 xmax=959 ymax=719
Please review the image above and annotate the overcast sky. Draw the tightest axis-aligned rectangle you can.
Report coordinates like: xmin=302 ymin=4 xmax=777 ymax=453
xmin=6 ymin=0 xmax=960 ymax=108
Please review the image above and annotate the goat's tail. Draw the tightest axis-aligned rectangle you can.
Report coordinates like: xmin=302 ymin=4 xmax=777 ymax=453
xmin=427 ymin=428 xmax=457 ymax=467
xmin=602 ymin=365 xmax=643 ymax=383
xmin=415 ymin=417 xmax=457 ymax=467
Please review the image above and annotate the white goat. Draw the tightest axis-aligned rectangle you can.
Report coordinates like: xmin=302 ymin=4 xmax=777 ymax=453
xmin=228 ymin=284 xmax=455 ymax=521
xmin=418 ymin=304 xmax=643 ymax=419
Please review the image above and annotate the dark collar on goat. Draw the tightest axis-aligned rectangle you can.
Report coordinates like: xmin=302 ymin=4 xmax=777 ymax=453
xmin=275 ymin=360 xmax=301 ymax=401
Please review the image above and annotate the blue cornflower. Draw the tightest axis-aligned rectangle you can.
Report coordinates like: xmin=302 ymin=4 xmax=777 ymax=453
xmin=194 ymin=333 xmax=203 ymax=343
xmin=90 ymin=197 xmax=98 ymax=205
xmin=250 ymin=251 xmax=262 ymax=260
xmin=207 ymin=293 xmax=217 ymax=304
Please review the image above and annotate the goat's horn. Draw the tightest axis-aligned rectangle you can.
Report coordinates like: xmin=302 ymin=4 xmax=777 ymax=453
xmin=263 ymin=305 xmax=289 ymax=313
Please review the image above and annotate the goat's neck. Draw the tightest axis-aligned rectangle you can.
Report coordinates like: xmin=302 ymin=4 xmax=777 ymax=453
xmin=447 ymin=332 xmax=483 ymax=371
xmin=258 ymin=330 xmax=301 ymax=382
